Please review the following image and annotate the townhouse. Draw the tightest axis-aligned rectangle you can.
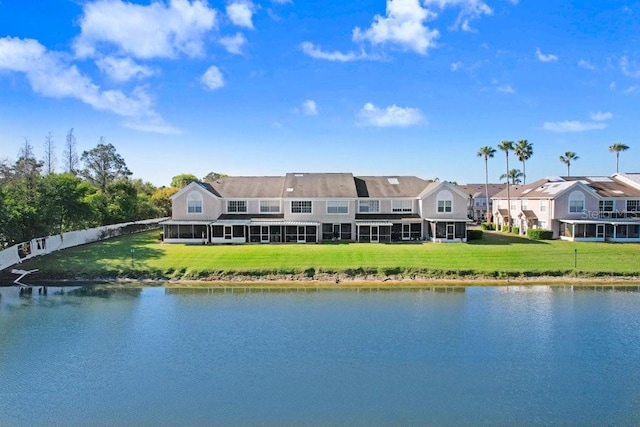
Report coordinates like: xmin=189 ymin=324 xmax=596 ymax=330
xmin=162 ymin=172 xmax=471 ymax=244
xmin=458 ymin=183 xmax=506 ymax=222
xmin=492 ymin=173 xmax=640 ymax=241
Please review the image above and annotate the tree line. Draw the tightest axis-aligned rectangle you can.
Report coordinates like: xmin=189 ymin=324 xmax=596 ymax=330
xmin=0 ymin=131 xmax=225 ymax=248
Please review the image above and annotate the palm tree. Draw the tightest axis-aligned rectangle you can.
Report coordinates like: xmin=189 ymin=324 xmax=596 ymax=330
xmin=514 ymin=140 xmax=533 ymax=184
xmin=477 ymin=146 xmax=496 ymax=223
xmin=497 ymin=140 xmax=514 ymax=230
xmin=609 ymin=143 xmax=629 ymax=174
xmin=500 ymin=169 xmax=524 ymax=185
xmin=559 ymin=151 xmax=579 ymax=176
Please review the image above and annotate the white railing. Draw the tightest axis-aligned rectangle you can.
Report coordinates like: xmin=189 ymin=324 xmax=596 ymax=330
xmin=0 ymin=218 xmax=167 ymax=272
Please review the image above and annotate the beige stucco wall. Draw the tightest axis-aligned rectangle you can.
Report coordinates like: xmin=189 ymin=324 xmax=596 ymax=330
xmin=420 ymin=187 xmax=468 ymax=219
xmin=171 ymin=186 xmax=222 ymax=220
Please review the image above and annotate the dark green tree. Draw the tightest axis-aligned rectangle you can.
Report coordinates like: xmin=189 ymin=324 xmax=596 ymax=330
xmin=81 ymin=139 xmax=132 ymax=191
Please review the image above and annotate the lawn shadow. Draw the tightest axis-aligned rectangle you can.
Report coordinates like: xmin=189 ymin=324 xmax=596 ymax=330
xmin=469 ymin=231 xmax=549 ymax=245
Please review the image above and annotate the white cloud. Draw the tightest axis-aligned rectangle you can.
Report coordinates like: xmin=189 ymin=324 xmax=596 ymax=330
xmin=0 ymin=36 xmax=174 ymax=133
xmin=227 ymin=1 xmax=255 ymax=29
xmin=301 ymin=99 xmax=318 ymax=116
xmin=352 ymin=0 xmax=439 ymax=55
xmin=536 ymin=48 xmax=558 ymax=63
xmin=496 ymin=84 xmax=514 ymax=94
xmin=201 ymin=65 xmax=224 ymax=90
xmin=95 ymin=56 xmax=155 ymax=82
xmin=542 ymin=120 xmax=608 ymax=133
xmin=578 ymin=59 xmax=596 ymax=70
xmin=450 ymin=61 xmax=462 ymax=71
xmin=300 ymin=42 xmax=362 ymax=62
xmin=424 ymin=0 xmax=493 ymax=32
xmin=590 ymin=111 xmax=612 ymax=121
xmin=73 ymin=0 xmax=217 ymax=59
xmin=624 ymin=85 xmax=639 ymax=94
xmin=219 ymin=33 xmax=247 ymax=54
xmin=620 ymin=56 xmax=640 ymax=78
xmin=357 ymin=102 xmax=423 ymax=127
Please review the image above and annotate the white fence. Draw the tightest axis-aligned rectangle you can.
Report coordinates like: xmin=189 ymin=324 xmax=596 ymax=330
xmin=0 ymin=218 xmax=167 ymax=272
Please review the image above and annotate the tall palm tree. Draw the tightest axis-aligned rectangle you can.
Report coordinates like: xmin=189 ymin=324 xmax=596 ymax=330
xmin=500 ymin=169 xmax=524 ymax=185
xmin=559 ymin=151 xmax=579 ymax=176
xmin=477 ymin=146 xmax=496 ymax=223
xmin=514 ymin=140 xmax=533 ymax=184
xmin=609 ymin=143 xmax=629 ymax=174
xmin=497 ymin=140 xmax=514 ymax=230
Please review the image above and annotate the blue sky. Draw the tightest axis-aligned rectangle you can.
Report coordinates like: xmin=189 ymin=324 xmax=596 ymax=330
xmin=1 ymin=0 xmax=639 ymax=186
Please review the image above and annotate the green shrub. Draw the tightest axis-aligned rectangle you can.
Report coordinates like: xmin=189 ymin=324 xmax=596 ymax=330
xmin=511 ymin=226 xmax=520 ymax=235
xmin=480 ymin=222 xmax=495 ymax=230
xmin=527 ymin=228 xmax=554 ymax=240
xmin=501 ymin=225 xmax=510 ymax=232
xmin=467 ymin=229 xmax=483 ymax=240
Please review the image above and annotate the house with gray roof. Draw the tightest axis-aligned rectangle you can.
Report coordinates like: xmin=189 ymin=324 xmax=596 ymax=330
xmin=458 ymin=183 xmax=506 ymax=222
xmin=491 ymin=174 xmax=640 ymax=241
xmin=162 ymin=172 xmax=471 ymax=244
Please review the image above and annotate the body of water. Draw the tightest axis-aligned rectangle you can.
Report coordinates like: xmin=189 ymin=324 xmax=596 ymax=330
xmin=1 ymin=285 xmax=639 ymax=426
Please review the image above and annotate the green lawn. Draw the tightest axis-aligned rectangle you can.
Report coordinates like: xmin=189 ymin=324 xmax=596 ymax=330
xmin=11 ymin=230 xmax=640 ymax=281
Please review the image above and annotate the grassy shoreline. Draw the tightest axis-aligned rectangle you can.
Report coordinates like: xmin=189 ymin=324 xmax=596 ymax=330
xmin=3 ymin=229 xmax=640 ymax=287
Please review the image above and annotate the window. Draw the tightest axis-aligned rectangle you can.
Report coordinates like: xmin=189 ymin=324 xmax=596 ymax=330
xmin=227 ymin=200 xmax=247 ymax=213
xmin=358 ymin=200 xmax=380 ymax=213
xmin=187 ymin=191 xmax=203 ymax=213
xmin=521 ymin=200 xmax=528 ymax=210
xmin=510 ymin=203 xmax=516 ymax=211
xmin=260 ymin=200 xmax=280 ymax=213
xmin=437 ymin=200 xmax=452 ymax=213
xmin=569 ymin=200 xmax=584 ymax=213
xmin=540 ymin=202 xmax=546 ymax=212
xmin=327 ymin=201 xmax=349 ymax=214
xmin=600 ymin=200 xmax=614 ymax=212
xmin=436 ymin=190 xmax=453 ymax=214
xmin=291 ymin=200 xmax=312 ymax=213
xmin=568 ymin=191 xmax=585 ymax=214
xmin=392 ymin=200 xmax=413 ymax=212
xmin=627 ymin=200 xmax=639 ymax=212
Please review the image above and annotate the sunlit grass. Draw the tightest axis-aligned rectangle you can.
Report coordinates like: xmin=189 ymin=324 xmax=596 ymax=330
xmin=16 ymin=230 xmax=640 ymax=280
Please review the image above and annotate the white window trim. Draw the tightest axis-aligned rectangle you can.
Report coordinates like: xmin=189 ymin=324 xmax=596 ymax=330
xmin=327 ymin=201 xmax=349 ymax=214
xmin=392 ymin=199 xmax=413 ymax=213
xmin=569 ymin=200 xmax=584 ymax=213
xmin=358 ymin=200 xmax=380 ymax=213
xmin=291 ymin=200 xmax=313 ymax=214
xmin=186 ymin=191 xmax=203 ymax=214
xmin=227 ymin=200 xmax=247 ymax=213
xmin=259 ymin=200 xmax=281 ymax=213
xmin=437 ymin=200 xmax=452 ymax=213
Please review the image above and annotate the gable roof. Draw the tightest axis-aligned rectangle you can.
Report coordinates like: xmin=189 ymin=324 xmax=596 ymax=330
xmin=355 ymin=176 xmax=429 ymax=198
xmin=562 ymin=176 xmax=640 ymax=198
xmin=282 ymin=173 xmax=357 ymax=198
xmin=170 ymin=181 xmax=220 ymax=200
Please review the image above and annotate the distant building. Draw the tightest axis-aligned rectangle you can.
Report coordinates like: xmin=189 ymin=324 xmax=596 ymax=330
xmin=162 ymin=173 xmax=472 ymax=244
xmin=491 ymin=173 xmax=640 ymax=241
xmin=458 ymin=183 xmax=506 ymax=222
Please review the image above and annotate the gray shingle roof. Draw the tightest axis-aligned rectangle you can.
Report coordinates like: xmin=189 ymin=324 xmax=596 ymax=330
xmin=354 ymin=176 xmax=428 ymax=198
xmin=208 ymin=176 xmax=286 ymax=198
xmin=282 ymin=173 xmax=358 ymax=198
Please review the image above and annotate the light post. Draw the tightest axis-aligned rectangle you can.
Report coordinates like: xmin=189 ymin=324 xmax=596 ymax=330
xmin=131 ymin=247 xmax=135 ymax=268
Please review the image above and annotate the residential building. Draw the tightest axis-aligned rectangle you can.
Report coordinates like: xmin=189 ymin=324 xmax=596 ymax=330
xmin=491 ymin=174 xmax=640 ymax=241
xmin=162 ymin=173 xmax=471 ymax=244
xmin=458 ymin=183 xmax=506 ymax=222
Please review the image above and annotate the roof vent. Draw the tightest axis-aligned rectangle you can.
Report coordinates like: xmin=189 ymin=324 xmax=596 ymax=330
xmin=387 ymin=178 xmax=399 ymax=185
xmin=286 ymin=188 xmax=294 ymax=192
xmin=294 ymin=174 xmax=304 ymax=177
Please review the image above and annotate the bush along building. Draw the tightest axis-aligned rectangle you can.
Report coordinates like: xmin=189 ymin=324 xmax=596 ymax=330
xmin=491 ymin=173 xmax=640 ymax=241
xmin=161 ymin=173 xmax=471 ymax=244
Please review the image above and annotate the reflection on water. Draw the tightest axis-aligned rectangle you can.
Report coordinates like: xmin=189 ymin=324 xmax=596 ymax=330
xmin=1 ymin=284 xmax=639 ymax=426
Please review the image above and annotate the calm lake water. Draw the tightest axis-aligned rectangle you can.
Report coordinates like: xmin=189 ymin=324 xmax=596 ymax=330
xmin=1 ymin=285 xmax=640 ymax=426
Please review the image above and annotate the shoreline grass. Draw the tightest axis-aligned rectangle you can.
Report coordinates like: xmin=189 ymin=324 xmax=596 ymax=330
xmin=3 ymin=230 xmax=640 ymax=284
